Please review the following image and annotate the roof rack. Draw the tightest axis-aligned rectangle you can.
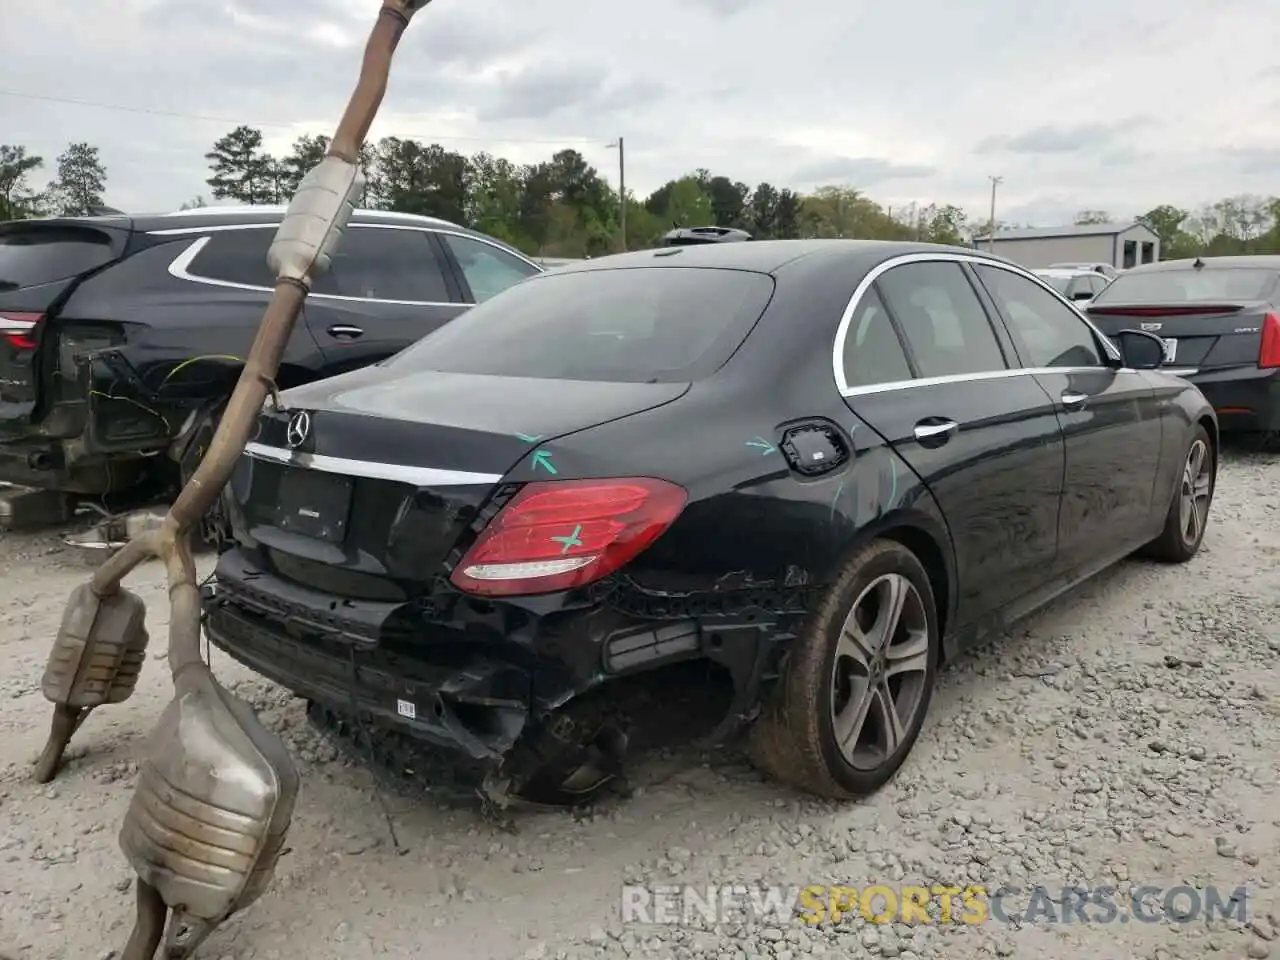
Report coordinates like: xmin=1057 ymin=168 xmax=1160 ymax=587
xmin=158 ymin=205 xmax=460 ymax=228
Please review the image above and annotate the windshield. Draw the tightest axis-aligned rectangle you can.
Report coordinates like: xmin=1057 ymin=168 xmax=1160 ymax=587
xmin=1035 ymin=274 xmax=1071 ymax=293
xmin=0 ymin=226 xmax=115 ymax=288
xmin=1093 ymin=268 xmax=1278 ymax=304
xmin=385 ymin=266 xmax=776 ymax=383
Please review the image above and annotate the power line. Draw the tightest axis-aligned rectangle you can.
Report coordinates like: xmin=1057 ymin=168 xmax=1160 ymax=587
xmin=0 ymin=88 xmax=603 ymax=146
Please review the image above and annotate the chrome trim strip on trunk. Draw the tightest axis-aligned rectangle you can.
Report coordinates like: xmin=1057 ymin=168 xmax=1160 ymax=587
xmin=243 ymin=442 xmax=503 ymax=487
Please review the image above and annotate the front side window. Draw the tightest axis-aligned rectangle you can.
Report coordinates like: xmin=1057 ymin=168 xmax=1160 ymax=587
xmin=842 ymin=287 xmax=913 ymax=388
xmin=975 ymin=265 xmax=1103 ymax=368
xmin=442 ymin=233 xmax=540 ymax=303
xmin=875 ymin=261 xmax=1007 ymax=378
xmin=385 ymin=266 xmax=774 ymax=383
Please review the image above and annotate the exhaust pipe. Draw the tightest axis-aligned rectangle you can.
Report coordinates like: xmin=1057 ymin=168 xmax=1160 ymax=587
xmin=25 ymin=3 xmax=436 ymax=956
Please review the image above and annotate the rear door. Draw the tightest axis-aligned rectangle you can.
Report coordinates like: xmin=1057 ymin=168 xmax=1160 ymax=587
xmin=435 ymin=231 xmax=542 ymax=304
xmin=304 ymin=225 xmax=469 ymax=371
xmin=0 ymin=220 xmax=129 ymax=426
xmin=972 ymin=263 xmax=1163 ymax=570
xmin=836 ymin=256 xmax=1065 ymax=629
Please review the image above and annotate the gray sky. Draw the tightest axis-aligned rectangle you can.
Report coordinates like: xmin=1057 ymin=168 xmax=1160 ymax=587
xmin=5 ymin=0 xmax=1279 ymax=226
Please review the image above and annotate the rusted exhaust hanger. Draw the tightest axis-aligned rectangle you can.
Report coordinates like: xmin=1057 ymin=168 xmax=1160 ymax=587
xmin=30 ymin=2 xmax=436 ymax=957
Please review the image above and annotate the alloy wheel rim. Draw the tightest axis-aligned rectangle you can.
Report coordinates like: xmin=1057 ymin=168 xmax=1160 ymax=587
xmin=1178 ymin=439 xmax=1212 ymax=546
xmin=830 ymin=573 xmax=930 ymax=771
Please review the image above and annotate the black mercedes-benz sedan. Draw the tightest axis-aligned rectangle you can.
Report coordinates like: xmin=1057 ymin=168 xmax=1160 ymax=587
xmin=201 ymin=239 xmax=1218 ymax=803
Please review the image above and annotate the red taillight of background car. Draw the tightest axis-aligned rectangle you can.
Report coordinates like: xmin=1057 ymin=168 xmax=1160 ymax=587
xmin=449 ymin=477 xmax=688 ymax=597
xmin=0 ymin=312 xmax=42 ymax=350
xmin=1259 ymin=313 xmax=1280 ymax=369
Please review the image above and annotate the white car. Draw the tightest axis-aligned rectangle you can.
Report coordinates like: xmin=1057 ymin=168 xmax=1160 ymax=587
xmin=1048 ymin=261 xmax=1120 ymax=280
xmin=1033 ymin=268 xmax=1113 ymax=306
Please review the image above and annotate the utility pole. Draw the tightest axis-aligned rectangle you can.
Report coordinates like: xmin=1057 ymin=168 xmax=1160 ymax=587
xmin=987 ymin=176 xmax=1003 ymax=252
xmin=607 ymin=138 xmax=626 ymax=250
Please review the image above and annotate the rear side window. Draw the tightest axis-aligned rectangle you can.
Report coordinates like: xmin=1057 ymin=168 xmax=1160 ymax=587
xmin=842 ymin=287 xmax=913 ymax=388
xmin=323 ymin=227 xmax=450 ymax=302
xmin=875 ymin=261 xmax=1007 ymax=378
xmin=186 ymin=228 xmax=274 ymax=288
xmin=1094 ymin=268 xmax=1279 ymax=304
xmin=0 ymin=227 xmax=115 ymax=289
xmin=385 ymin=266 xmax=775 ymax=383
xmin=442 ymin=233 xmax=539 ymax=303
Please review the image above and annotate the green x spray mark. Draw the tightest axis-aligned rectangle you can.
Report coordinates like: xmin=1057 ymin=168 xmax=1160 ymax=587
xmin=550 ymin=523 xmax=584 ymax=554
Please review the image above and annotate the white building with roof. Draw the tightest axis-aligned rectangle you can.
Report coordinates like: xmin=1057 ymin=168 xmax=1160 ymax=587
xmin=971 ymin=220 xmax=1160 ymax=270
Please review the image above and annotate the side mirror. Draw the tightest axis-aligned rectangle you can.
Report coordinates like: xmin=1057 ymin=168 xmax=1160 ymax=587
xmin=1114 ymin=329 xmax=1165 ymax=369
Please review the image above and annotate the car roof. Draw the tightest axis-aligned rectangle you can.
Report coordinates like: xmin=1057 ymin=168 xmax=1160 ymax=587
xmin=1124 ymin=255 xmax=1280 ymax=273
xmin=546 ymin=239 xmax=997 ymax=277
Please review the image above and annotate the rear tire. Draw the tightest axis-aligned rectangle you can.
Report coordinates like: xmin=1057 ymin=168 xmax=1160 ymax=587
xmin=1140 ymin=424 xmax=1214 ymax=563
xmin=749 ymin=538 xmax=939 ymax=799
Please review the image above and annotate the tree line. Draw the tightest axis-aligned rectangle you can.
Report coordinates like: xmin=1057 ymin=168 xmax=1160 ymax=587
xmin=5 ymin=127 xmax=1280 ymax=260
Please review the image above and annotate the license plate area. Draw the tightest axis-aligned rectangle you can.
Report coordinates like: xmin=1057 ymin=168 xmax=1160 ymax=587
xmin=274 ymin=466 xmax=353 ymax=543
xmin=1162 ymin=338 xmax=1178 ymax=362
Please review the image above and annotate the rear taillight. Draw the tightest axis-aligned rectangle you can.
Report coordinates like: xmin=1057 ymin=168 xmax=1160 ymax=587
xmin=450 ymin=477 xmax=687 ymax=597
xmin=1260 ymin=313 xmax=1280 ymax=369
xmin=0 ymin=311 xmax=42 ymax=350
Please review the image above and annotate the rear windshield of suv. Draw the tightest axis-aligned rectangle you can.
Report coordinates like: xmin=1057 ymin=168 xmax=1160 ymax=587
xmin=1092 ymin=268 xmax=1279 ymax=304
xmin=0 ymin=226 xmax=115 ymax=289
xmin=384 ymin=266 xmax=776 ymax=383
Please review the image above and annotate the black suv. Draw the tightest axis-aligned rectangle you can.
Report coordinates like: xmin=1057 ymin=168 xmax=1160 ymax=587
xmin=0 ymin=207 xmax=542 ymax=498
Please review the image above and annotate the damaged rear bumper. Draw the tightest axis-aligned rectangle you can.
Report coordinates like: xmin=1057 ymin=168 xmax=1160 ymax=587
xmin=202 ymin=551 xmax=534 ymax=760
xmin=201 ymin=547 xmax=785 ymax=764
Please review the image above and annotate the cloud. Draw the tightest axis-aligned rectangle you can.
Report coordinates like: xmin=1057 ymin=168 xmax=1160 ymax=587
xmin=3 ymin=0 xmax=1276 ymax=225
xmin=790 ymin=156 xmax=936 ymax=187
xmin=976 ymin=118 xmax=1152 ymax=155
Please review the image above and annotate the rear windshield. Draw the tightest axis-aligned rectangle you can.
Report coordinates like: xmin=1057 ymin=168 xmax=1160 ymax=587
xmin=1093 ymin=268 xmax=1278 ymax=304
xmin=0 ymin=226 xmax=116 ymax=290
xmin=384 ymin=266 xmax=775 ymax=383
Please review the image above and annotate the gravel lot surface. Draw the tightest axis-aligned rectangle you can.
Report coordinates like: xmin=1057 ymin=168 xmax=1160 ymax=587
xmin=1 ymin=444 xmax=1277 ymax=960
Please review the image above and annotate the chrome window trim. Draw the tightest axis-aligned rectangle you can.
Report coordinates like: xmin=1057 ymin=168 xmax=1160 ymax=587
xmin=156 ymin=222 xmax=541 ymax=306
xmin=244 ymin=441 xmax=502 ymax=487
xmin=831 ymin=251 xmax=1125 ymax=397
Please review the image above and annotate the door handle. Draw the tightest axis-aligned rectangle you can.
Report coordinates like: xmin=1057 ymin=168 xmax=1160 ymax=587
xmin=1061 ymin=391 xmax=1088 ymax=409
xmin=326 ymin=324 xmax=364 ymax=339
xmin=913 ymin=419 xmax=958 ymax=441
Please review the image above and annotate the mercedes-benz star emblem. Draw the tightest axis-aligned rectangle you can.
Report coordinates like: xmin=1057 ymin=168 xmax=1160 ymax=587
xmin=285 ymin=411 xmax=311 ymax=449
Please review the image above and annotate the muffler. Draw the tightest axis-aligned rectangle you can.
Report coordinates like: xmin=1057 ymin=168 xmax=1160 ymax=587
xmin=118 ymin=666 xmax=298 ymax=959
xmin=35 ymin=582 xmax=150 ymax=783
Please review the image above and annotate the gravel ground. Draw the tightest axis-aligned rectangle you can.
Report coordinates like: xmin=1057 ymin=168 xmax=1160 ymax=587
xmin=1 ymin=444 xmax=1278 ymax=960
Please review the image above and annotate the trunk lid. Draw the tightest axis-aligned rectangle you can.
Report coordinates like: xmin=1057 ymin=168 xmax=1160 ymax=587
xmin=227 ymin=365 xmax=688 ymax=597
xmin=1086 ymin=302 xmax=1273 ymax=369
xmin=0 ymin=218 xmax=130 ymax=425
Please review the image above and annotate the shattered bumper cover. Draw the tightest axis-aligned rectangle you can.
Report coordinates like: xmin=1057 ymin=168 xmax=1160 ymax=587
xmin=201 ymin=548 xmax=534 ymax=760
